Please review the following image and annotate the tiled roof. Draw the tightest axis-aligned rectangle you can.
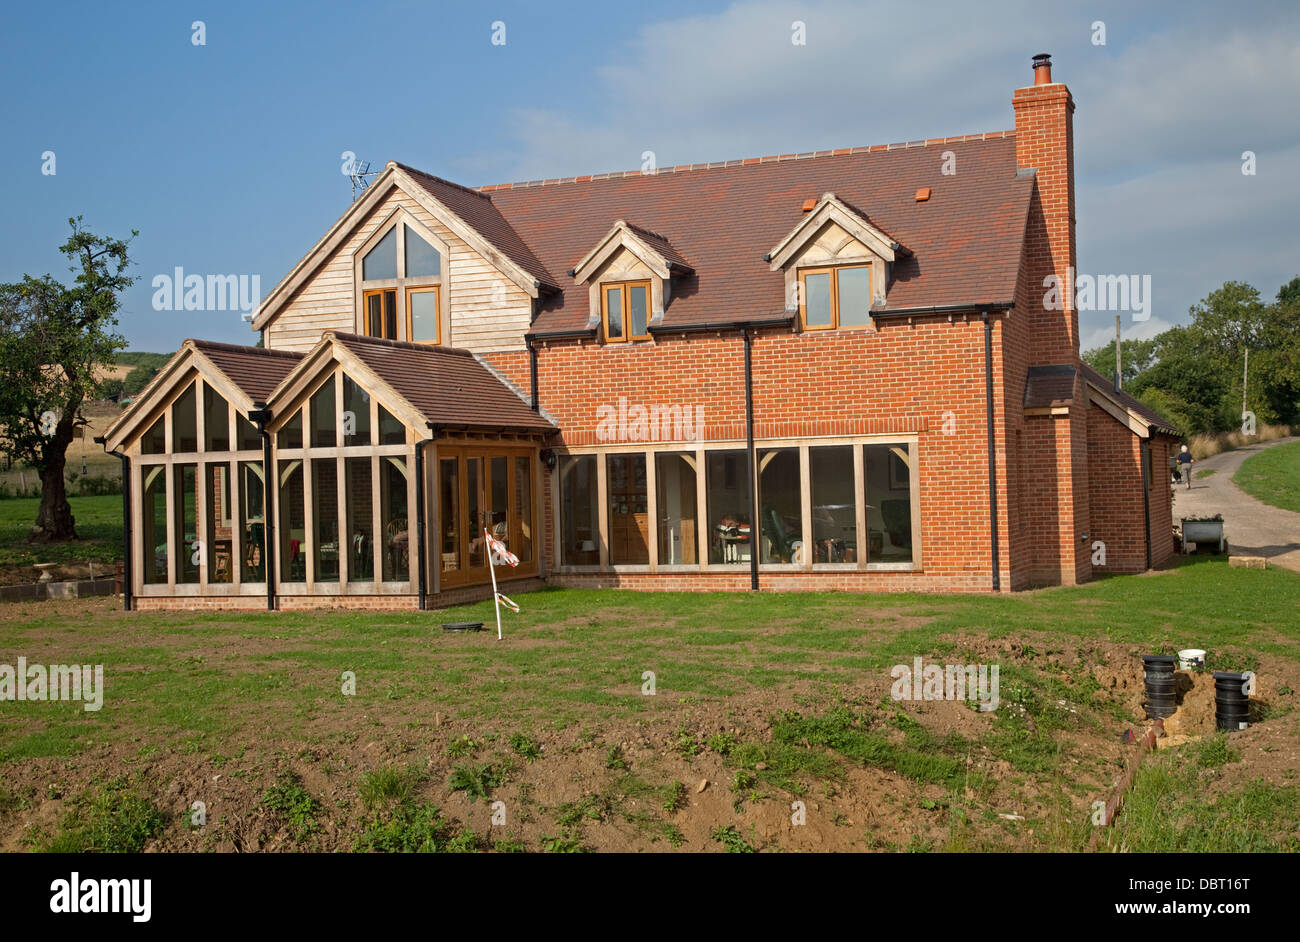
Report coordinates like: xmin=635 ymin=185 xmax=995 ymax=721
xmin=331 ymin=333 xmax=555 ymax=432
xmin=473 ymin=134 xmax=1034 ymax=333
xmin=624 ymin=222 xmax=694 ymax=272
xmin=1080 ymin=362 xmax=1181 ymax=435
xmin=396 ymin=163 xmax=560 ymax=291
xmin=191 ymin=340 xmax=302 ymax=404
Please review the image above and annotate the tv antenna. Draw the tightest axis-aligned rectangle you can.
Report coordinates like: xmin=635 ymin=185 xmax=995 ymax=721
xmin=348 ymin=158 xmax=380 ymax=201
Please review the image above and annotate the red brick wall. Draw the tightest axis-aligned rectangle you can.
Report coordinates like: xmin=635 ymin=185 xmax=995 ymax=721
xmin=1148 ymin=435 xmax=1176 ymax=567
xmin=1086 ymin=404 xmax=1147 ymax=572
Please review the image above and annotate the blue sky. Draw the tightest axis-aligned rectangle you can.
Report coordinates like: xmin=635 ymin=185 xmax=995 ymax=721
xmin=2 ymin=0 xmax=1297 ymax=353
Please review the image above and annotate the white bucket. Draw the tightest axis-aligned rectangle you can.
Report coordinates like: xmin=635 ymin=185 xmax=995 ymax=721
xmin=1178 ymin=648 xmax=1206 ymax=670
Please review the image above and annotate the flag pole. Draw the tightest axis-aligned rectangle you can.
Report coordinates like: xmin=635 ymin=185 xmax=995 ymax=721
xmin=486 ymin=527 xmax=502 ymax=641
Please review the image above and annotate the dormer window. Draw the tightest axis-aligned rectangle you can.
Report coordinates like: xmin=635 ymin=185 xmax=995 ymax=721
xmin=602 ymin=280 xmax=651 ymax=342
xmin=799 ymin=264 xmax=871 ymax=331
xmin=358 ymin=219 xmax=445 ymax=344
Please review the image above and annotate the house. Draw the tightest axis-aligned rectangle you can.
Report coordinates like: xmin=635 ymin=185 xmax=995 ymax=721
xmin=102 ymin=54 xmax=1180 ymax=611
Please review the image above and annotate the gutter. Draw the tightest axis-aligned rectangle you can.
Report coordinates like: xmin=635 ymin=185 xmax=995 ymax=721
xmin=981 ymin=311 xmax=1001 ymax=592
xmin=871 ymin=300 xmax=1014 ymax=319
xmin=649 ymin=315 xmax=794 ymax=336
xmin=93 ymin=436 xmax=131 ymax=611
xmin=249 ymin=407 xmax=276 ymax=611
xmin=743 ymin=328 xmax=760 ymax=592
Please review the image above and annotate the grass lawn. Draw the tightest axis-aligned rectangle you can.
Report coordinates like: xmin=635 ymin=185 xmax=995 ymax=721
xmin=1 ymin=556 xmax=1297 ymax=852
xmin=1235 ymin=439 xmax=1300 ymax=513
xmin=0 ymin=495 xmax=123 ymax=575
xmin=0 ymin=495 xmax=123 ymax=576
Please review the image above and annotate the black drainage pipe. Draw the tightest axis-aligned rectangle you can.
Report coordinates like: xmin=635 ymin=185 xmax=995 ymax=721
xmin=1141 ymin=654 xmax=1177 ymax=720
xmin=1213 ymin=671 xmax=1250 ymax=731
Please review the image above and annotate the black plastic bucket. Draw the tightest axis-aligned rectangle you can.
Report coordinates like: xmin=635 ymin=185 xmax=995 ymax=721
xmin=1213 ymin=671 xmax=1250 ymax=731
xmin=1142 ymin=655 xmax=1178 ymax=719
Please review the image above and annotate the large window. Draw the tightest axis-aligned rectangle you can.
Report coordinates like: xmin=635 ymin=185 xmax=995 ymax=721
xmin=607 ymin=454 xmax=648 ymax=564
xmin=811 ymin=445 xmax=856 ymax=562
xmin=656 ymin=452 xmax=698 ymax=565
xmin=381 ymin=457 xmax=409 ymax=582
xmin=134 ymin=374 xmax=265 ymax=593
xmin=757 ymin=449 xmax=800 ymax=564
xmin=864 ymin=443 xmax=913 ymax=563
xmin=601 ymin=281 xmax=651 ymax=343
xmin=560 ymin=455 xmax=599 ymax=566
xmin=558 ymin=440 xmax=919 ymax=572
xmin=278 ymin=460 xmax=305 ymax=582
xmin=707 ymin=450 xmax=751 ymax=565
xmin=799 ymin=264 xmax=871 ymax=330
xmin=360 ymin=221 xmax=443 ymax=343
xmin=346 ymin=457 xmax=373 ymax=583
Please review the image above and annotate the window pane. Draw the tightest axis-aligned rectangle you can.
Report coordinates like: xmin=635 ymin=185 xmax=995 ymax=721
xmin=439 ymin=457 xmax=459 ymax=575
xmin=277 ymin=410 xmax=302 ymax=449
xmin=346 ymin=457 xmax=373 ymax=583
xmin=141 ymin=466 xmax=167 ymax=583
xmin=366 ymin=292 xmax=384 ymax=337
xmin=310 ymin=376 xmax=336 ymax=448
xmin=864 ymin=443 xmax=913 ymax=563
xmin=378 ymin=405 xmax=405 ymax=445
xmin=381 ymin=457 xmax=409 ymax=581
xmin=236 ymin=412 xmax=260 ymax=451
xmin=312 ymin=458 xmax=339 ymax=582
xmin=803 ymin=272 xmax=832 ymax=328
xmin=205 ymin=464 xmax=232 ymax=583
xmin=607 ymin=453 xmax=648 ymax=564
xmin=404 ymin=224 xmax=441 ymax=277
xmin=174 ymin=463 xmax=198 ymax=583
xmin=489 ymin=456 xmax=509 ymax=550
xmin=203 ymin=384 xmax=230 ymax=451
xmin=706 ymin=450 xmax=751 ymax=565
xmin=409 ymin=289 xmax=439 ymax=343
xmin=342 ymin=374 xmax=372 ymax=446
xmin=142 ymin=416 xmax=166 ymax=455
xmin=513 ymin=456 xmax=533 ymax=564
xmin=240 ymin=461 xmax=265 ymax=583
xmin=560 ymin=455 xmax=599 ymax=566
xmin=811 ymin=445 xmax=856 ymax=562
xmin=837 ymin=267 xmax=871 ymax=326
xmin=172 ymin=382 xmax=197 ymax=452
xmin=362 ymin=227 xmax=397 ymax=280
xmin=757 ymin=448 xmax=800 ymax=564
xmin=605 ymin=286 xmax=624 ymax=339
xmin=383 ymin=290 xmax=397 ymax=338
xmin=628 ymin=284 xmax=648 ymax=337
xmin=656 ymin=452 xmax=697 ymax=565
xmin=466 ymin=457 xmax=484 ymax=569
xmin=278 ymin=460 xmax=305 ymax=581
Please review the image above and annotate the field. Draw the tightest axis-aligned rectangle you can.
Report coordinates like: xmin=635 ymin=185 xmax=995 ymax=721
xmin=1 ymin=557 xmax=1297 ymax=853
xmin=1235 ymin=440 xmax=1300 ymax=514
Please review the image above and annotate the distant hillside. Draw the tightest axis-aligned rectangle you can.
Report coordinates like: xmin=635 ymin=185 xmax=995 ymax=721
xmin=114 ymin=351 xmax=173 ymax=369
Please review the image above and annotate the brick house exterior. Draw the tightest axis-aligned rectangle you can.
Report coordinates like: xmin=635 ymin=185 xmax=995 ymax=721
xmin=104 ymin=54 xmax=1179 ymax=611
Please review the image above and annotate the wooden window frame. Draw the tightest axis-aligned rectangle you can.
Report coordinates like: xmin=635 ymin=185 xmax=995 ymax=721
xmin=798 ymin=264 xmax=871 ymax=331
xmin=362 ymin=288 xmax=398 ymax=340
xmin=405 ymin=285 xmax=441 ymax=345
xmin=601 ymin=280 xmax=652 ymax=343
xmin=357 ymin=215 xmax=445 ymax=343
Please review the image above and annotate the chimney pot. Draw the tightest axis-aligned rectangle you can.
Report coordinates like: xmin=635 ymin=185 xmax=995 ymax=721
xmin=1032 ymin=53 xmax=1053 ymax=85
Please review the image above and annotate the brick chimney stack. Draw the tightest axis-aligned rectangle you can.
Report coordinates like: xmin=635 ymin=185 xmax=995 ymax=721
xmin=1013 ymin=53 xmax=1078 ymax=364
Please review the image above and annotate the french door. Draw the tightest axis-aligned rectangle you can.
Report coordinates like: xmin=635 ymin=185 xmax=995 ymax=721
xmin=436 ymin=446 xmax=535 ymax=588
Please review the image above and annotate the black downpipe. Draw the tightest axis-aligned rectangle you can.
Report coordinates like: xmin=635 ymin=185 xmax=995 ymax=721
xmin=743 ymin=329 xmax=759 ymax=592
xmin=528 ymin=339 xmax=540 ymax=413
xmin=250 ymin=409 xmax=276 ymax=611
xmin=94 ymin=436 xmax=131 ymax=611
xmin=982 ymin=312 xmax=1001 ymax=591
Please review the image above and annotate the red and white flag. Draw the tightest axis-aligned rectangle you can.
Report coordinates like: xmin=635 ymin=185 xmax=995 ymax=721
xmin=486 ymin=532 xmax=519 ymax=568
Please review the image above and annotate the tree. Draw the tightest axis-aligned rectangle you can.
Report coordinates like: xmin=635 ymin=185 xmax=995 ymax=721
xmin=1082 ymin=337 xmax=1157 ymax=387
xmin=122 ymin=363 xmax=159 ymax=395
xmin=0 ymin=218 xmax=137 ymax=541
